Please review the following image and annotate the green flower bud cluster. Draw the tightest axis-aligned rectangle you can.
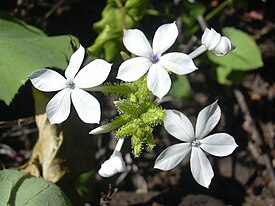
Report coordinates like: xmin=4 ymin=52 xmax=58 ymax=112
xmin=103 ymin=76 xmax=164 ymax=157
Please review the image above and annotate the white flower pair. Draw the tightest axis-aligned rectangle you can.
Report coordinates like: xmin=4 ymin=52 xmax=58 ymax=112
xmin=30 ymin=22 xmax=234 ymax=125
xmin=29 ymin=22 xmax=237 ymax=186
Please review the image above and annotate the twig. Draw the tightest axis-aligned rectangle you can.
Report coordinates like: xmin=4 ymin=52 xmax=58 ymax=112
xmin=100 ymin=184 xmax=118 ymax=206
xmin=234 ymin=89 xmax=263 ymax=145
xmin=191 ymin=0 xmax=233 ymax=34
xmin=0 ymin=117 xmax=35 ymax=129
xmin=234 ymin=89 xmax=275 ymax=185
xmin=44 ymin=0 xmax=65 ymax=19
xmin=197 ymin=15 xmax=207 ymax=31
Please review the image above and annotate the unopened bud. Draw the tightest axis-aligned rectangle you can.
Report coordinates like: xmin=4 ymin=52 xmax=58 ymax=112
xmin=201 ymin=28 xmax=235 ymax=56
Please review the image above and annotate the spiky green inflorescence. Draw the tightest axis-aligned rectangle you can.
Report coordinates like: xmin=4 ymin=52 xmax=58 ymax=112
xmin=102 ymin=76 xmax=164 ymax=157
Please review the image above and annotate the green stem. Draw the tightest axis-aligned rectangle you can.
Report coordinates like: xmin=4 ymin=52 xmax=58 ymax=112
xmin=191 ymin=0 xmax=234 ymax=34
xmin=205 ymin=0 xmax=234 ymax=22
xmin=115 ymin=0 xmax=126 ymax=29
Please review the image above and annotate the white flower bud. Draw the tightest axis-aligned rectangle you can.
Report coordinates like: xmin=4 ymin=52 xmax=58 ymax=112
xmin=89 ymin=123 xmax=113 ymax=135
xmin=98 ymin=150 xmax=126 ymax=177
xmin=201 ymin=28 xmax=236 ymax=56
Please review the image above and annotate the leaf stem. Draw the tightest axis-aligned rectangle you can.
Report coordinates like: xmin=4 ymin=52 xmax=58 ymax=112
xmin=191 ymin=0 xmax=234 ymax=34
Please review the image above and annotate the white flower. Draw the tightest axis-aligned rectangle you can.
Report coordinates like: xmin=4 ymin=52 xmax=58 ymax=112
xmin=154 ymin=101 xmax=238 ymax=188
xmin=189 ymin=28 xmax=236 ymax=59
xmin=98 ymin=139 xmax=126 ymax=177
xmin=29 ymin=45 xmax=112 ymax=124
xmin=116 ymin=22 xmax=197 ymax=99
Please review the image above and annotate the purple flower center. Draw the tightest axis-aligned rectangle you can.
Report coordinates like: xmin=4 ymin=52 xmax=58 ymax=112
xmin=150 ymin=54 xmax=159 ymax=64
xmin=191 ymin=139 xmax=201 ymax=148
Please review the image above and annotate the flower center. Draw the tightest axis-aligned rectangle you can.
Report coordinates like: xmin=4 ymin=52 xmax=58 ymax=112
xmin=150 ymin=54 xmax=159 ymax=64
xmin=191 ymin=139 xmax=201 ymax=148
xmin=67 ymin=79 xmax=75 ymax=89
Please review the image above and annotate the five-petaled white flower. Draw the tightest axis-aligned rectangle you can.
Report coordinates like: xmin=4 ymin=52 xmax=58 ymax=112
xmin=116 ymin=22 xmax=198 ymax=99
xmin=154 ymin=101 xmax=238 ymax=188
xmin=29 ymin=45 xmax=112 ymax=124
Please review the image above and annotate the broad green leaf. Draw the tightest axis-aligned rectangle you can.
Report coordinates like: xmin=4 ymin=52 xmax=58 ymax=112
xmin=0 ymin=12 xmax=44 ymax=38
xmin=216 ymin=66 xmax=232 ymax=85
xmin=216 ymin=66 xmax=246 ymax=85
xmin=0 ymin=12 xmax=78 ymax=105
xmin=0 ymin=169 xmax=72 ymax=206
xmin=169 ymin=75 xmax=191 ymax=99
xmin=208 ymin=27 xmax=263 ymax=71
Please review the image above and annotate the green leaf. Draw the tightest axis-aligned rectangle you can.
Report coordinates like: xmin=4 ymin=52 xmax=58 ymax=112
xmin=0 ymin=12 xmax=78 ymax=105
xmin=216 ymin=66 xmax=246 ymax=85
xmin=169 ymin=75 xmax=191 ymax=99
xmin=0 ymin=169 xmax=72 ymax=206
xmin=208 ymin=27 xmax=263 ymax=71
xmin=88 ymin=0 xmax=148 ymax=61
xmin=75 ymin=172 xmax=95 ymax=202
xmin=216 ymin=66 xmax=232 ymax=85
xmin=181 ymin=1 xmax=206 ymax=32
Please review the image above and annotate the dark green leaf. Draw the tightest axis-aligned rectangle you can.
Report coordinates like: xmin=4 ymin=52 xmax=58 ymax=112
xmin=88 ymin=0 xmax=148 ymax=61
xmin=0 ymin=12 xmax=78 ymax=105
xmin=0 ymin=169 xmax=72 ymax=206
xmin=169 ymin=76 xmax=191 ymax=99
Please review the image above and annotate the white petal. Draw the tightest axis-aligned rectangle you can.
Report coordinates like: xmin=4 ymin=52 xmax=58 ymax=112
xmin=212 ymin=36 xmax=236 ymax=56
xmin=195 ymin=100 xmax=221 ymax=139
xmin=74 ymin=59 xmax=112 ymax=89
xmin=200 ymin=133 xmax=238 ymax=157
xmin=164 ymin=110 xmax=194 ymax=142
xmin=29 ymin=69 xmax=67 ymax=92
xmin=98 ymin=150 xmax=126 ymax=177
xmin=154 ymin=143 xmax=191 ymax=171
xmin=89 ymin=123 xmax=113 ymax=135
xmin=71 ymin=88 xmax=101 ymax=124
xmin=201 ymin=28 xmax=221 ymax=51
xmin=152 ymin=22 xmax=178 ymax=56
xmin=65 ymin=45 xmax=85 ymax=80
xmin=147 ymin=64 xmax=171 ymax=99
xmin=123 ymin=29 xmax=152 ymax=58
xmin=201 ymin=28 xmax=235 ymax=56
xmin=116 ymin=57 xmax=151 ymax=82
xmin=159 ymin=52 xmax=198 ymax=75
xmin=46 ymin=88 xmax=72 ymax=124
xmin=190 ymin=147 xmax=214 ymax=188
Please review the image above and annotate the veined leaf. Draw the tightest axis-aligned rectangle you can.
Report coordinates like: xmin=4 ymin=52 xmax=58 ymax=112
xmin=0 ymin=12 xmax=78 ymax=105
xmin=0 ymin=169 xmax=72 ymax=205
